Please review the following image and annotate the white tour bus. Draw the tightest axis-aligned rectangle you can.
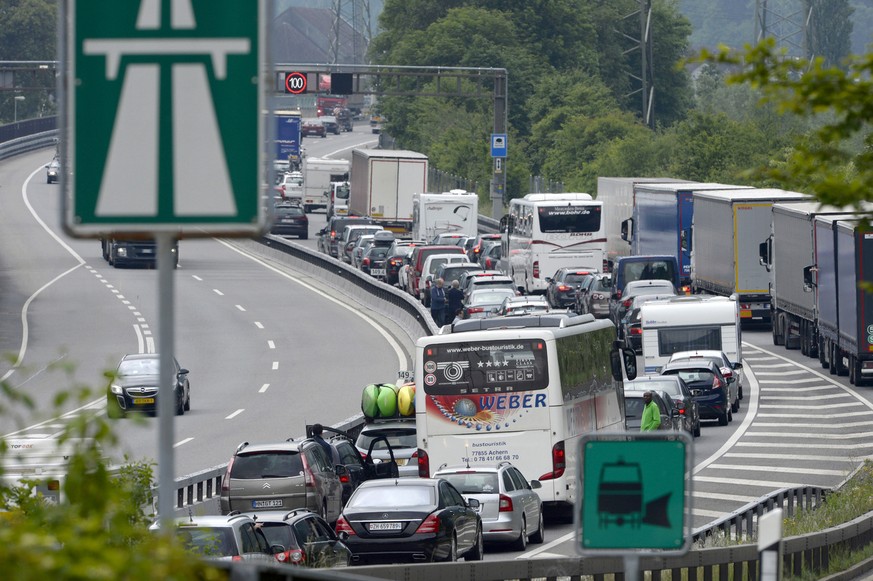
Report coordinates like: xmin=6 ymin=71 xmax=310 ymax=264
xmin=415 ymin=313 xmax=636 ymax=510
xmin=640 ymin=295 xmax=742 ymax=373
xmin=503 ymin=193 xmax=606 ymax=295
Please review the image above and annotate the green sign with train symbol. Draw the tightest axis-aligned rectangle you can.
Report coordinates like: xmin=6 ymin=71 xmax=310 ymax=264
xmin=577 ymin=433 xmax=692 ymax=555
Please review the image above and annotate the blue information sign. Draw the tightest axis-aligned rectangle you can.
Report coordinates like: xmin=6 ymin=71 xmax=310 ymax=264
xmin=491 ymin=133 xmax=507 ymax=158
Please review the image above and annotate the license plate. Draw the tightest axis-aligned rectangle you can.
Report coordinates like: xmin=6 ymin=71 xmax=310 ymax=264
xmin=252 ymin=500 xmax=283 ymax=508
xmin=368 ymin=522 xmax=403 ymax=531
xmin=133 ymin=398 xmax=155 ymax=405
xmin=395 ymin=458 xmax=407 ymax=466
xmin=371 ymin=269 xmax=386 ymax=276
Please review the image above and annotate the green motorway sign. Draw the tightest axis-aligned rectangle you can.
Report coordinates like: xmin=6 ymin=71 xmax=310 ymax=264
xmin=577 ymin=433 xmax=691 ymax=555
xmin=64 ymin=0 xmax=268 ymax=237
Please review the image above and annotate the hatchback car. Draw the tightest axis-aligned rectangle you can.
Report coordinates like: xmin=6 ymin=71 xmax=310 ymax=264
xmin=667 ymin=350 xmax=744 ymax=410
xmin=477 ymin=240 xmax=503 ymax=271
xmin=219 ymin=439 xmax=344 ymax=523
xmin=574 ymin=273 xmax=612 ymax=318
xmin=624 ymin=376 xmax=700 ymax=437
xmin=468 ymin=233 xmax=502 ymax=262
xmin=351 ymin=235 xmax=376 ymax=269
xmin=545 ymin=268 xmax=597 ymax=308
xmin=610 ymin=279 xmax=677 ymax=325
xmin=492 ymin=295 xmax=552 ymax=317
xmin=276 ymin=171 xmax=304 ymax=203
xmin=464 ymin=288 xmax=518 ymax=319
xmin=334 ymin=478 xmax=483 ymax=564
xmin=152 ymin=514 xmax=282 ymax=564
xmin=301 ymin=118 xmax=326 ymax=137
xmin=242 ymin=509 xmax=352 ymax=568
xmin=354 ymin=419 xmax=419 ymax=478
xmin=385 ymin=242 xmax=422 ymax=286
xmin=361 ymin=245 xmax=389 ymax=279
xmin=431 ymin=232 xmax=468 ymax=245
xmin=623 ymin=390 xmax=678 ymax=432
xmin=319 ymin=216 xmax=375 ymax=257
xmin=434 ymin=263 xmax=483 ymax=290
xmin=660 ymin=359 xmax=732 ymax=426
xmin=434 ymin=462 xmax=544 ymax=550
xmin=270 ymin=202 xmax=308 ymax=239
xmin=107 ymin=353 xmax=190 ymax=417
xmin=462 ymin=272 xmax=516 ymax=301
xmin=341 ymin=225 xmax=384 ymax=263
xmin=319 ymin=115 xmax=341 ymax=134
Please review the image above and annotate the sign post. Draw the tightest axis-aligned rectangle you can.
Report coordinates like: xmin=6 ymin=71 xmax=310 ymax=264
xmin=577 ymin=432 xmax=693 ymax=579
xmin=64 ymin=0 xmax=269 ymax=528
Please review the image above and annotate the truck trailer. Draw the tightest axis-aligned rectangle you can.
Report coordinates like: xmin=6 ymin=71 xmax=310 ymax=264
xmin=690 ymin=189 xmax=809 ymax=326
xmin=627 ymin=183 xmax=751 ymax=288
xmin=302 ymin=157 xmax=350 ymax=213
xmin=812 ymin=214 xmax=873 ymax=385
xmin=274 ymin=110 xmax=302 ymax=173
xmin=350 ymin=149 xmax=428 ymax=236
xmin=760 ymin=203 xmax=862 ymax=357
xmin=595 ymin=177 xmax=689 ymax=271
xmin=411 ymin=190 xmax=478 ymax=242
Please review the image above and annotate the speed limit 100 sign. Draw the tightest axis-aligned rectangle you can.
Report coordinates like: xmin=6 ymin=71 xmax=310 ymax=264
xmin=284 ymin=72 xmax=307 ymax=94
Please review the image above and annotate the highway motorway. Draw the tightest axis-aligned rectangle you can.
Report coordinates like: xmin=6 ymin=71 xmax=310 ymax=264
xmin=2 ymin=128 xmax=873 ymax=562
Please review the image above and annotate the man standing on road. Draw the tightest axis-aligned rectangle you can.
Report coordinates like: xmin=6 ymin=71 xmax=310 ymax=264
xmin=640 ymin=391 xmax=661 ymax=432
xmin=446 ymin=279 xmax=465 ymax=323
xmin=430 ymin=277 xmax=447 ymax=326
xmin=311 ymin=423 xmax=333 ymax=460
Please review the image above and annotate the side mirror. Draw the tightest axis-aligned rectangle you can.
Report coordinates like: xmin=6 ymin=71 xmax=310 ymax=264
xmin=623 ymin=348 xmax=637 ymax=380
xmin=335 ymin=464 xmax=349 ymax=477
xmin=466 ymin=498 xmax=481 ymax=509
xmin=733 ymin=362 xmax=743 ymax=370
xmin=530 ymin=480 xmax=542 ymax=490
xmin=803 ymin=265 xmax=816 ymax=292
xmin=270 ymin=544 xmax=286 ymax=555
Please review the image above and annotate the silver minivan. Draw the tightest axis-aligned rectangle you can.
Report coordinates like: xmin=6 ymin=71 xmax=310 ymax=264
xmin=340 ymin=225 xmax=383 ymax=263
xmin=219 ymin=439 xmax=344 ymax=524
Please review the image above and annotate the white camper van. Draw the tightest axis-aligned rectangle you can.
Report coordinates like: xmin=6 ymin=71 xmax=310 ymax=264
xmin=640 ymin=295 xmax=741 ymax=373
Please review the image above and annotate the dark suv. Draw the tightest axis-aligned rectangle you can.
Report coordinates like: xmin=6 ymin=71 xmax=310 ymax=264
xmin=660 ymin=359 xmax=731 ymax=426
xmin=220 ymin=439 xmax=344 ymax=523
xmin=318 ymin=216 xmax=375 ymax=258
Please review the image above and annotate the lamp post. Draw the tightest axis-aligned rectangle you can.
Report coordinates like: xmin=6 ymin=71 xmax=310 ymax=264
xmin=14 ymin=95 xmax=25 ymax=123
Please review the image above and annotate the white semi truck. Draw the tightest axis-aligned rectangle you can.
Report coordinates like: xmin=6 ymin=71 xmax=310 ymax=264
xmin=302 ymin=157 xmax=350 ymax=213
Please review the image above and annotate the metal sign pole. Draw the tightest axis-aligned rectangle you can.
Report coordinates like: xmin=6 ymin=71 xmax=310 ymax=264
xmin=758 ymin=508 xmax=783 ymax=581
xmin=157 ymin=232 xmax=176 ymax=527
xmin=624 ymin=555 xmax=641 ymax=581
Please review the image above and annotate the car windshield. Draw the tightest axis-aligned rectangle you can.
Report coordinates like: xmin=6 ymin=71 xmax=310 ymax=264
xmin=118 ymin=358 xmax=159 ymax=375
xmin=439 ymin=473 xmax=499 ymax=494
xmin=256 ymin=522 xmax=297 ymax=549
xmin=358 ymin=427 xmax=416 ymax=450
xmin=349 ymin=485 xmax=434 ymax=508
xmin=563 ymin=273 xmax=592 ymax=284
xmin=367 ymin=247 xmax=389 ymax=259
xmin=665 ymin=369 xmax=715 ymax=385
xmin=470 ymin=290 xmax=515 ymax=305
xmin=230 ymin=451 xmax=304 ymax=479
xmin=626 ymin=380 xmax=682 ymax=396
xmin=592 ymin=278 xmax=611 ymax=291
xmin=176 ymin=527 xmax=238 ymax=557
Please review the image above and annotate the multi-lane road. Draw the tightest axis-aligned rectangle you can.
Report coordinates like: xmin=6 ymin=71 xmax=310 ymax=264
xmin=2 ymin=129 xmax=872 ymax=561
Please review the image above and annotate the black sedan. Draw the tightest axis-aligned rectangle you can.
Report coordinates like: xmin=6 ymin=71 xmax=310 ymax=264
xmin=270 ymin=202 xmax=309 ymax=239
xmin=243 ymin=509 xmax=352 ymax=568
xmin=107 ymin=353 xmax=190 ymax=417
xmin=334 ymin=478 xmax=483 ymax=565
xmin=545 ymin=268 xmax=598 ymax=308
xmin=361 ymin=245 xmax=389 ymax=279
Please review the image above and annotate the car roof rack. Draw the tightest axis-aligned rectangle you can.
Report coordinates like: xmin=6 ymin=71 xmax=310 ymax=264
xmin=449 ymin=312 xmax=595 ymax=332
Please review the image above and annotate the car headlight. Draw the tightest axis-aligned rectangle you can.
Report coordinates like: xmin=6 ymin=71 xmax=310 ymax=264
xmin=117 ymin=248 xmax=128 ymax=257
xmin=110 ymin=384 xmax=122 ymax=394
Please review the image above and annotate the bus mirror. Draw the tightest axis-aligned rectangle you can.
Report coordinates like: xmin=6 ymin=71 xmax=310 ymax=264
xmin=609 ymin=350 xmax=623 ymax=381
xmin=623 ymin=348 xmax=637 ymax=380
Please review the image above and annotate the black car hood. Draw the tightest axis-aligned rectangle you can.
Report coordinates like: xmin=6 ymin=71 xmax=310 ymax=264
xmin=116 ymin=374 xmax=161 ymax=388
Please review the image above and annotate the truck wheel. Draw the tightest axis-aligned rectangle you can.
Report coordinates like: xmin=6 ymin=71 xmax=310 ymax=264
xmin=819 ymin=338 xmax=829 ymax=369
xmin=849 ymin=355 xmax=857 ymax=385
xmin=772 ymin=314 xmax=784 ymax=346
xmin=829 ymin=342 xmax=838 ymax=375
xmin=784 ymin=317 xmax=800 ymax=350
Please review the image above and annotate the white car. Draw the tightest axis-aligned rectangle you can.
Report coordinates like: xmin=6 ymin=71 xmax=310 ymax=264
xmin=276 ymin=171 xmax=304 ymax=203
xmin=418 ymin=253 xmax=471 ymax=306
xmin=354 ymin=419 xmax=418 ymax=478
xmin=667 ymin=349 xmax=744 ymax=411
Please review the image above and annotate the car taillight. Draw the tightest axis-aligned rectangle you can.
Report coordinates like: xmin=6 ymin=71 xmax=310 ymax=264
xmin=415 ymin=514 xmax=440 ymax=534
xmin=286 ymin=549 xmax=305 ymax=564
xmin=558 ymin=285 xmax=570 ymax=292
xmin=330 ymin=231 xmax=336 ymax=239
xmin=533 ymin=261 xmax=540 ymax=278
xmin=231 ymin=555 xmax=243 ymax=562
xmin=340 ymin=473 xmax=350 ymax=483
xmin=335 ymin=516 xmax=356 ymax=536
xmin=677 ymin=402 xmax=686 ymax=415
xmin=623 ymin=299 xmax=632 ymax=308
xmin=362 ymin=257 xmax=370 ymax=266
xmin=221 ymin=457 xmax=234 ymax=494
xmin=539 ymin=441 xmax=565 ymax=480
xmin=630 ymin=327 xmax=642 ymax=336
xmin=499 ymin=494 xmax=513 ymax=512
xmin=485 ymin=258 xmax=493 ymax=269
xmin=467 ymin=307 xmax=484 ymax=314
xmin=418 ymin=448 xmax=430 ymax=477
xmin=603 ymin=259 xmax=609 ymax=272
xmin=712 ymin=376 xmax=722 ymax=390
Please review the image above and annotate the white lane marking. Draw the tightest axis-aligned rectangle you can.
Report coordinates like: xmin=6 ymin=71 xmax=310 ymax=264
xmin=725 ymin=452 xmax=864 ymax=462
xmin=267 ymin=340 xmax=276 ymax=349
xmin=758 ymin=377 xmax=822 ymax=384
xmin=192 ymin=275 xmax=203 ymax=281
xmin=754 ymin=369 xmax=809 ymax=375
xmin=691 ymin=491 xmax=758 ymax=503
xmin=225 ymin=409 xmax=245 ymax=419
xmin=134 ymin=325 xmax=146 ymax=353
xmin=213 ymin=289 xmax=224 ymax=296
xmin=695 ymin=475 xmax=805 ymax=488
xmin=736 ymin=441 xmax=873 ymax=450
xmin=254 ymin=321 xmax=264 ymax=329
xmin=763 ymin=393 xmax=854 ymax=401
xmin=272 ymin=361 xmax=279 ymax=370
xmin=758 ymin=411 xmax=872 ymax=419
xmin=745 ymin=430 xmax=873 ymax=440
xmin=236 ymin=304 xmax=246 ymax=311
xmin=259 ymin=383 xmax=270 ymax=393
xmin=750 ymin=363 xmax=796 ymax=368
xmin=759 ymin=402 xmax=860 ymax=410
xmin=705 ymin=463 xmax=847 ymax=476
xmin=174 ymin=438 xmax=194 ymax=448
xmin=324 ymin=139 xmax=378 ymax=158
xmin=754 ymin=420 xmax=873 ymax=429
xmin=216 ymin=240 xmax=410 ymax=372
xmin=763 ymin=385 xmax=842 ymax=392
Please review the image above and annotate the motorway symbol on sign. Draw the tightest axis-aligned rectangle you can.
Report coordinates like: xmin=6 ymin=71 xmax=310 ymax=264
xmin=491 ymin=133 xmax=507 ymax=158
xmin=65 ymin=0 xmax=267 ymax=236
xmin=577 ymin=432 xmax=691 ymax=555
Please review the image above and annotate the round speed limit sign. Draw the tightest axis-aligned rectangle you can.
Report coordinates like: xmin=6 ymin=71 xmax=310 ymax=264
xmin=284 ymin=72 xmax=307 ymax=94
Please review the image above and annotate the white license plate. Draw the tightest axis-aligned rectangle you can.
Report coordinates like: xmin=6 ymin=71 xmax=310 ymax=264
xmin=252 ymin=500 xmax=283 ymax=508
xmin=371 ymin=269 xmax=386 ymax=276
xmin=368 ymin=522 xmax=403 ymax=531
xmin=394 ymin=458 xmax=407 ymax=466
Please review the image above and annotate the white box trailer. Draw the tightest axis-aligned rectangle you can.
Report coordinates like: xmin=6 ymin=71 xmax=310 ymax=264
xmin=350 ymin=149 xmax=428 ymax=236
xmin=302 ymin=157 xmax=350 ymax=213
xmin=640 ymin=295 xmax=741 ymax=374
xmin=411 ymin=190 xmax=478 ymax=242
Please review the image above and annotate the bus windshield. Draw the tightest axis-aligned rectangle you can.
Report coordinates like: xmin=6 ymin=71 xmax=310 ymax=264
xmin=537 ymin=205 xmax=602 ymax=233
xmin=421 ymin=340 xmax=549 ymax=394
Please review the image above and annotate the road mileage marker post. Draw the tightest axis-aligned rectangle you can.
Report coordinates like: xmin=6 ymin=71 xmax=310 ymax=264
xmin=63 ymin=0 xmax=269 ymax=528
xmin=577 ymin=432 xmax=693 ymax=580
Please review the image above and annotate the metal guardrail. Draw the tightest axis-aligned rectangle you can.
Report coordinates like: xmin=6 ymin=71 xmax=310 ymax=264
xmin=5 ymin=129 xmax=873 ymax=580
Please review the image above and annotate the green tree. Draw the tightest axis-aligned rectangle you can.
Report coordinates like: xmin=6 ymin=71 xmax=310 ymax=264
xmin=0 ymin=0 xmax=56 ymax=60
xmin=805 ymin=0 xmax=853 ymax=67
xmin=696 ymin=39 xmax=873 ymax=210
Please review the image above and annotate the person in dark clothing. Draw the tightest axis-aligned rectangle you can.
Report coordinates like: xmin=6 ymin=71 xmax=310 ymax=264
xmin=430 ymin=277 xmax=447 ymax=326
xmin=446 ymin=279 xmax=465 ymax=323
xmin=311 ymin=423 xmax=333 ymax=460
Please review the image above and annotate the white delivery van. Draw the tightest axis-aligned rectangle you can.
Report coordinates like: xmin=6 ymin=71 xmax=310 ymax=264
xmin=640 ymin=295 xmax=741 ymax=373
